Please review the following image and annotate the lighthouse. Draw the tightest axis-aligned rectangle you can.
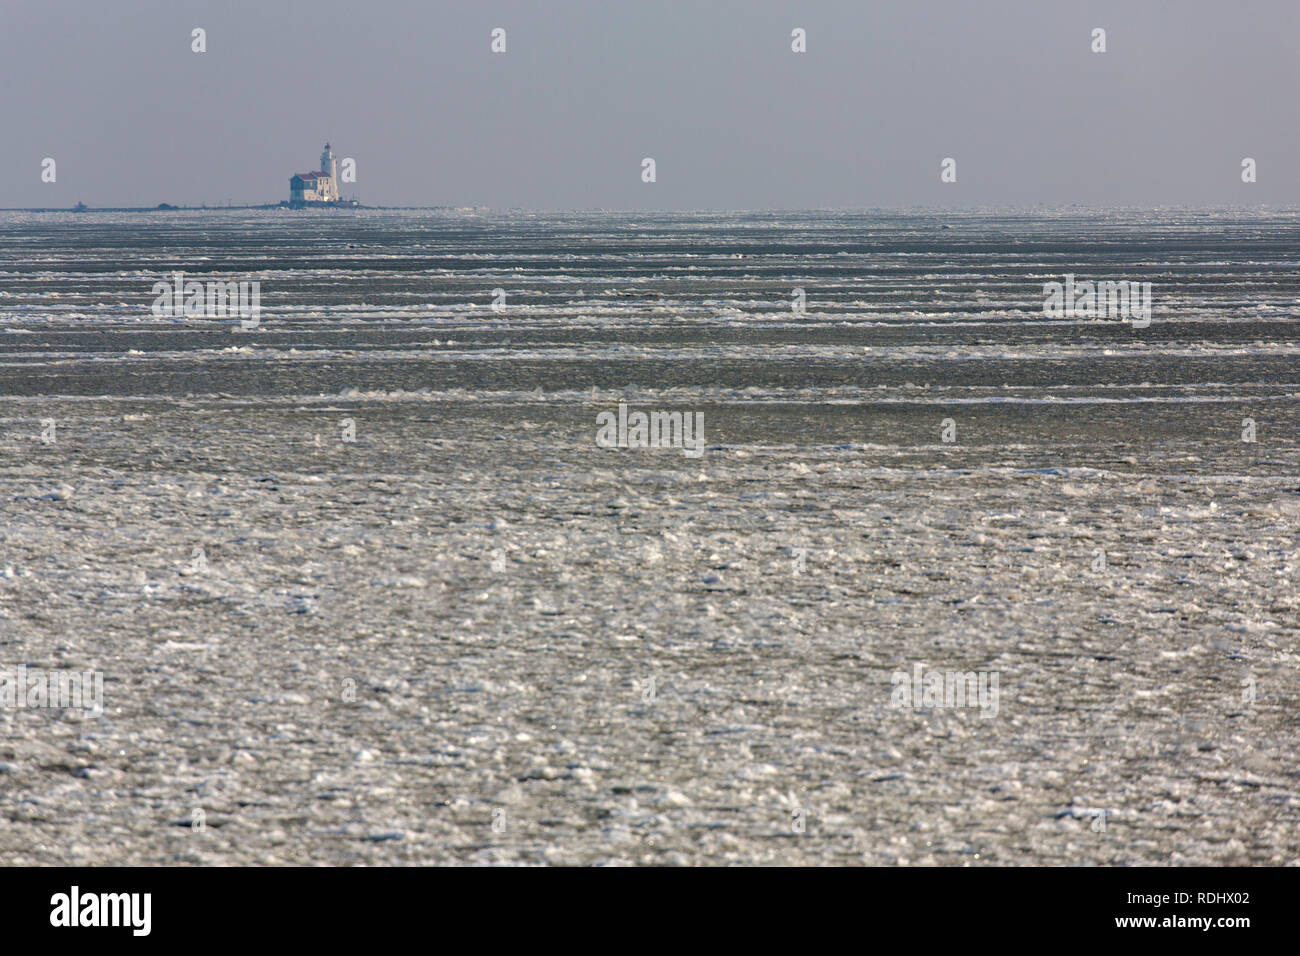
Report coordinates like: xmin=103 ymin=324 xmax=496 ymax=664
xmin=319 ymin=143 xmax=338 ymax=202
xmin=287 ymin=142 xmax=355 ymax=207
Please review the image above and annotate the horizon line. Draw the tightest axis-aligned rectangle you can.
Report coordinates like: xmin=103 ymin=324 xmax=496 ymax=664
xmin=0 ymin=203 xmax=1295 ymax=215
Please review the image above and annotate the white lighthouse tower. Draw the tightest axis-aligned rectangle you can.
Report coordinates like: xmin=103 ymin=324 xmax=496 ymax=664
xmin=319 ymin=143 xmax=338 ymax=202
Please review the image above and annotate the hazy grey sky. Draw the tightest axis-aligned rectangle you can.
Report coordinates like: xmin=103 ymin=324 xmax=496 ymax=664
xmin=3 ymin=0 xmax=1298 ymax=209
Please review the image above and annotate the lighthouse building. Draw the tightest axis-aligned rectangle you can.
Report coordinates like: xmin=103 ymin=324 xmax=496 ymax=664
xmin=289 ymin=144 xmax=341 ymax=206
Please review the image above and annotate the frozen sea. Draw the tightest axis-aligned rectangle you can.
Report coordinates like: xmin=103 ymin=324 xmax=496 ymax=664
xmin=1 ymin=208 xmax=1298 ymax=865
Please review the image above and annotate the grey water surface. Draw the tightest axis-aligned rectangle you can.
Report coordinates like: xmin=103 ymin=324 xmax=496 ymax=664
xmin=1 ymin=209 xmax=1297 ymax=864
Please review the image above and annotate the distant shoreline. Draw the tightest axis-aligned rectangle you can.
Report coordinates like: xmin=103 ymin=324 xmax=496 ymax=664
xmin=0 ymin=205 xmax=478 ymax=213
